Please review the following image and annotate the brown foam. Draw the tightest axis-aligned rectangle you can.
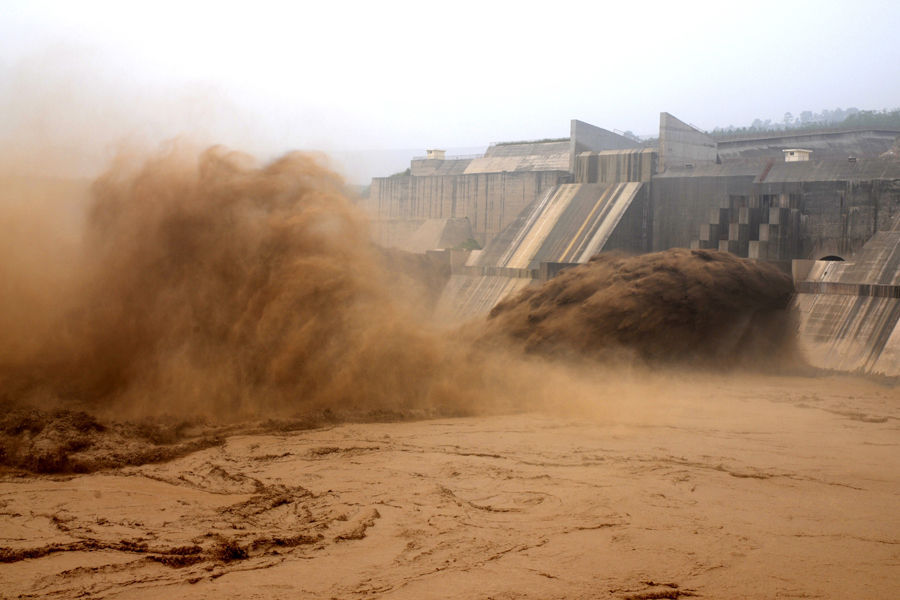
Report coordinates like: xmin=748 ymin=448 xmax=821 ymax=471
xmin=481 ymin=249 xmax=798 ymax=369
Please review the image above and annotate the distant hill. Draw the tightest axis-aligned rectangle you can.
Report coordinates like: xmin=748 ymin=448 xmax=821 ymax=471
xmin=711 ymin=108 xmax=900 ymax=138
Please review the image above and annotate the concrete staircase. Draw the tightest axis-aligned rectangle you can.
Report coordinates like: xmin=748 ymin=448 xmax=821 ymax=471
xmin=691 ymin=193 xmax=802 ymax=262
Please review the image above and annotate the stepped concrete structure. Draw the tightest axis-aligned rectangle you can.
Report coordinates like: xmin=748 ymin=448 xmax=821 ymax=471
xmin=366 ymin=114 xmax=900 ymax=375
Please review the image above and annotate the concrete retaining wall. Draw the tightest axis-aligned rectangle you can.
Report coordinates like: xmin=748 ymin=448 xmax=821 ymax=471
xmin=756 ymin=165 xmax=900 ymax=258
xmin=371 ymin=218 xmax=474 ymax=253
xmin=369 ymin=171 xmax=568 ymax=245
xmin=793 ymin=227 xmax=900 ymax=376
xmin=659 ymin=112 xmax=718 ymax=172
xmin=718 ymin=129 xmax=900 ymax=161
xmin=570 ymin=120 xmax=641 ymax=172
xmin=653 ymin=160 xmax=900 ymax=258
xmin=434 ymin=182 xmax=648 ymax=323
xmin=651 ymin=169 xmax=757 ymax=251
xmin=435 ymin=274 xmax=532 ymax=324
xmin=575 ymin=149 xmax=657 ymax=184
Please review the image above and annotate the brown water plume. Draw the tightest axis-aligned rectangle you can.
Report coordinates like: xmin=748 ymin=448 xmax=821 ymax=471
xmin=0 ymin=146 xmax=477 ymax=424
xmin=480 ymin=249 xmax=798 ymax=369
xmin=0 ymin=145 xmax=804 ymax=474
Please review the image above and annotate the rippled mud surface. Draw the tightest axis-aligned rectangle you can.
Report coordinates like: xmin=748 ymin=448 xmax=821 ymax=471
xmin=1 ymin=374 xmax=897 ymax=599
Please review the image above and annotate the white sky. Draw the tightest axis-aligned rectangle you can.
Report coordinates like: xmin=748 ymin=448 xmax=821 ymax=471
xmin=2 ymin=0 xmax=899 ymax=182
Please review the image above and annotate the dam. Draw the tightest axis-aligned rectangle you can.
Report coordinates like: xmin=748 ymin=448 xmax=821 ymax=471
xmin=363 ymin=114 xmax=900 ymax=376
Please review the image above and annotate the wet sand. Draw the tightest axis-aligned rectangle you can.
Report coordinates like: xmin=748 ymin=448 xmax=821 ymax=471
xmin=1 ymin=373 xmax=897 ymax=599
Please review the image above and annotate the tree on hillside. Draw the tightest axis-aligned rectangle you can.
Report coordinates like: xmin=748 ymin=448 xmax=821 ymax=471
xmin=710 ymin=106 xmax=896 ymax=138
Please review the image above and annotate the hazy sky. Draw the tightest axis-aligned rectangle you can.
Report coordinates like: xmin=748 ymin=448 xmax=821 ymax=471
xmin=2 ymin=0 xmax=899 ymax=182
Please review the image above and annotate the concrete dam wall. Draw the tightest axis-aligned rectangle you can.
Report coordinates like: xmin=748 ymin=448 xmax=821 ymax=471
xmin=436 ymin=182 xmax=647 ymax=323
xmin=365 ymin=115 xmax=900 ymax=375
xmin=369 ymin=170 xmax=568 ymax=246
xmin=717 ymin=129 xmax=900 ymax=161
xmin=793 ymin=219 xmax=900 ymax=376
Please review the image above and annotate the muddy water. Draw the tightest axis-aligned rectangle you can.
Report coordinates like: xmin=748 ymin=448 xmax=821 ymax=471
xmin=1 ymin=148 xmax=896 ymax=598
xmin=1 ymin=373 xmax=897 ymax=599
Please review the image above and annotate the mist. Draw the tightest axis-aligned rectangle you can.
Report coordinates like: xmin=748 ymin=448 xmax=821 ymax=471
xmin=0 ymin=5 xmax=895 ymax=597
xmin=0 ymin=44 xmax=374 ymax=183
xmin=0 ymin=139 xmax=805 ymax=421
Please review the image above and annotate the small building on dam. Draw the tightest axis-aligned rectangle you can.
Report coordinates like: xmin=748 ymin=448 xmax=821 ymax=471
xmin=362 ymin=114 xmax=900 ymax=376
